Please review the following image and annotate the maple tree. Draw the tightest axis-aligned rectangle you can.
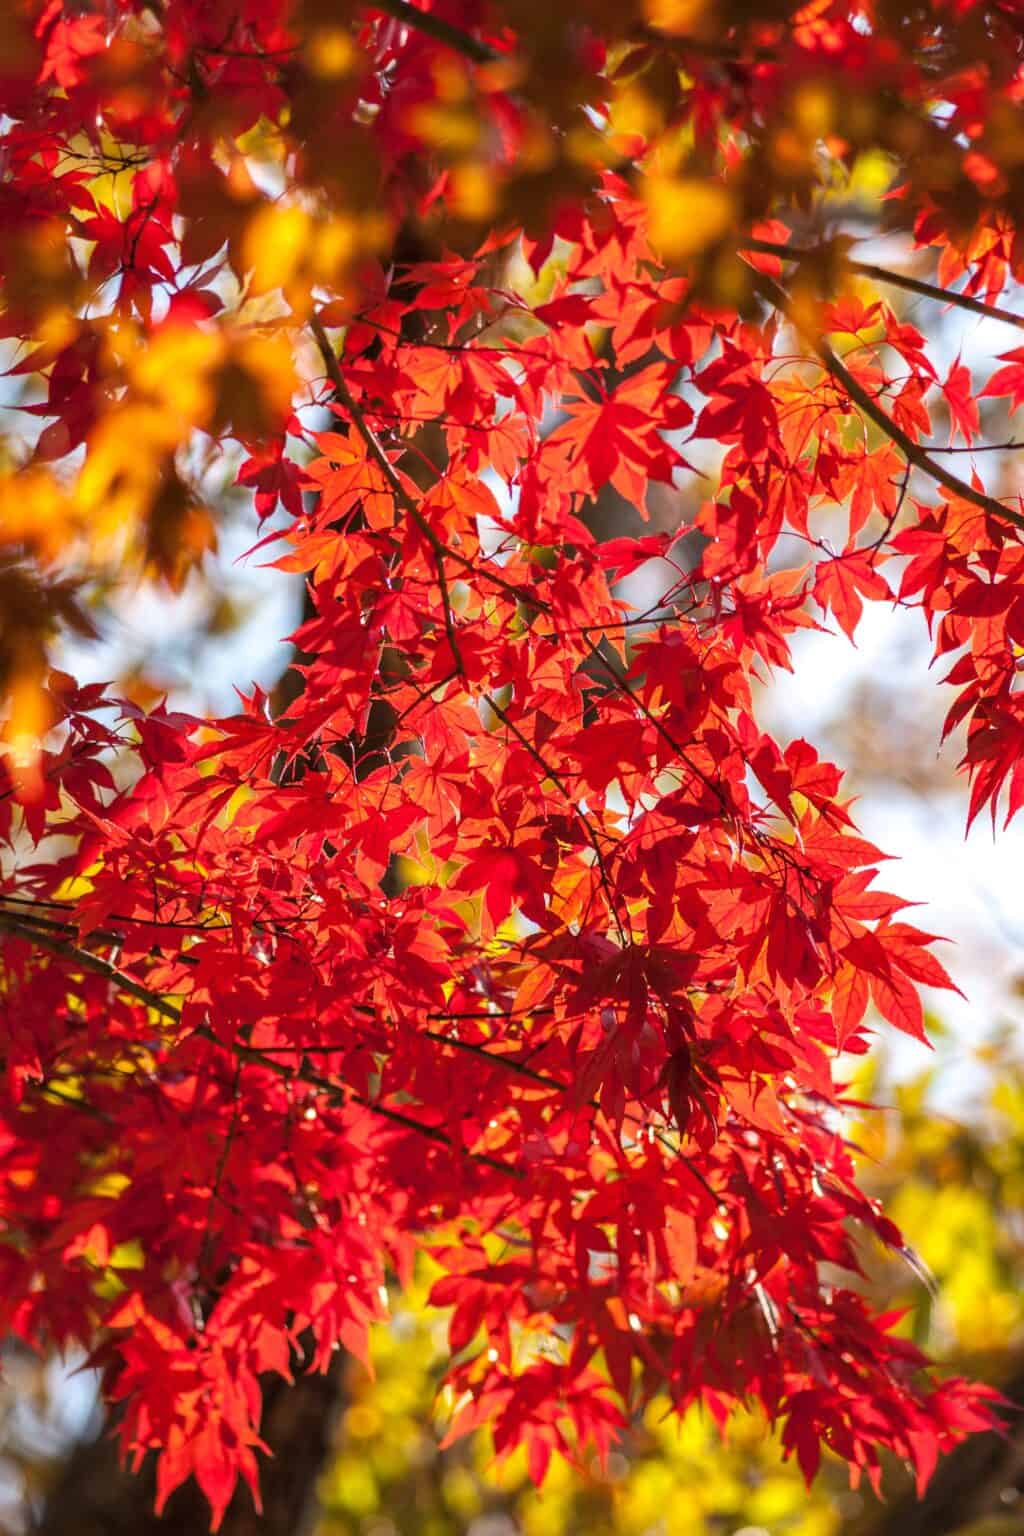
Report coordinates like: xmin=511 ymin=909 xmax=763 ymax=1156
xmin=7 ymin=0 xmax=1024 ymax=1525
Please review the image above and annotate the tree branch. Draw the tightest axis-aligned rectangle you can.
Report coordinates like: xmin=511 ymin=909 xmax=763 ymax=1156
xmin=743 ymin=236 xmax=1024 ymax=332
xmin=0 ymin=912 xmax=185 ymax=1021
xmin=638 ymin=25 xmax=778 ymax=63
xmin=310 ymin=314 xmax=538 ymax=613
xmin=309 ymin=314 xmax=466 ymax=677
xmin=482 ymin=690 xmax=630 ymax=946
xmin=368 ymin=0 xmax=499 ymax=64
xmin=756 ymin=275 xmax=1024 ymax=531
xmin=0 ymin=910 xmax=521 ymax=1178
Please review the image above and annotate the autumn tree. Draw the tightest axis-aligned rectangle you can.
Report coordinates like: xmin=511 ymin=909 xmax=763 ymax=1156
xmin=5 ymin=0 xmax=1024 ymax=1525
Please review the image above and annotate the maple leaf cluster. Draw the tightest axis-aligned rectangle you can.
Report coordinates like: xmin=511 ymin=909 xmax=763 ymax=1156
xmin=4 ymin=0 xmax=1024 ymax=1526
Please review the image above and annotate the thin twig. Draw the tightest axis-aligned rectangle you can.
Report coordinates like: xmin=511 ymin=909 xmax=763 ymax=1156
xmin=199 ymin=1058 xmax=243 ymax=1276
xmin=257 ymin=1026 xmax=564 ymax=1089
xmin=310 ymin=317 xmax=539 ymax=612
xmin=482 ymin=690 xmax=630 ymax=946
xmin=309 ymin=314 xmax=466 ymax=677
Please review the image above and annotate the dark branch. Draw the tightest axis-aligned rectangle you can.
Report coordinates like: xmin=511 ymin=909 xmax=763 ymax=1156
xmin=0 ymin=912 xmax=184 ymax=1021
xmin=757 ymin=275 xmax=1024 ymax=532
xmin=309 ymin=314 xmax=466 ymax=676
xmin=369 ymin=0 xmax=499 ymax=63
xmin=744 ymin=236 xmax=1024 ymax=332
xmin=0 ymin=910 xmax=521 ymax=1178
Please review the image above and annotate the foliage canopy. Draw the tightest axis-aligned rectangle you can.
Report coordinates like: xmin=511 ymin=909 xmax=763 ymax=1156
xmin=4 ymin=0 xmax=1024 ymax=1523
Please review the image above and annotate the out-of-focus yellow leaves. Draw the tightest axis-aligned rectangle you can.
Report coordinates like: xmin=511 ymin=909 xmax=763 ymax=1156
xmin=984 ymin=101 xmax=1024 ymax=172
xmin=4 ymin=219 xmax=79 ymax=326
xmin=992 ymin=1075 xmax=1024 ymax=1131
xmin=441 ymin=1466 xmax=482 ymax=1521
xmin=0 ymin=468 xmax=72 ymax=563
xmin=608 ymin=86 xmax=663 ymax=149
xmin=0 ymin=564 xmax=96 ymax=789
xmin=76 ymin=325 xmax=224 ymax=535
xmin=144 ymin=470 xmax=217 ymax=591
xmin=643 ymin=176 xmax=734 ymax=261
xmin=75 ymin=407 xmax=174 ymax=533
xmin=320 ymin=1455 xmax=379 ymax=1516
xmin=844 ymin=148 xmax=895 ymax=205
xmin=244 ymin=204 xmax=315 ymax=295
xmin=35 ymin=304 xmax=80 ymax=357
xmin=852 ymin=1038 xmax=1024 ymax=1362
xmin=2 ymin=665 xmax=53 ymax=794
xmin=68 ymin=321 xmax=291 ymax=584
xmin=0 ymin=299 xmax=304 ymax=720
xmin=241 ymin=202 xmax=388 ymax=313
xmin=304 ymin=26 xmax=357 ymax=79
xmin=891 ymin=1169 xmax=1024 ymax=1351
xmin=448 ymin=162 xmax=499 ymax=222
xmin=344 ymin=1403 xmax=382 ymax=1440
xmin=790 ymin=82 xmax=836 ymax=140
xmin=644 ymin=0 xmax=710 ymax=36
xmin=409 ymin=103 xmax=482 ymax=156
xmin=213 ymin=330 xmax=296 ymax=439
xmin=129 ymin=324 xmax=225 ymax=425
